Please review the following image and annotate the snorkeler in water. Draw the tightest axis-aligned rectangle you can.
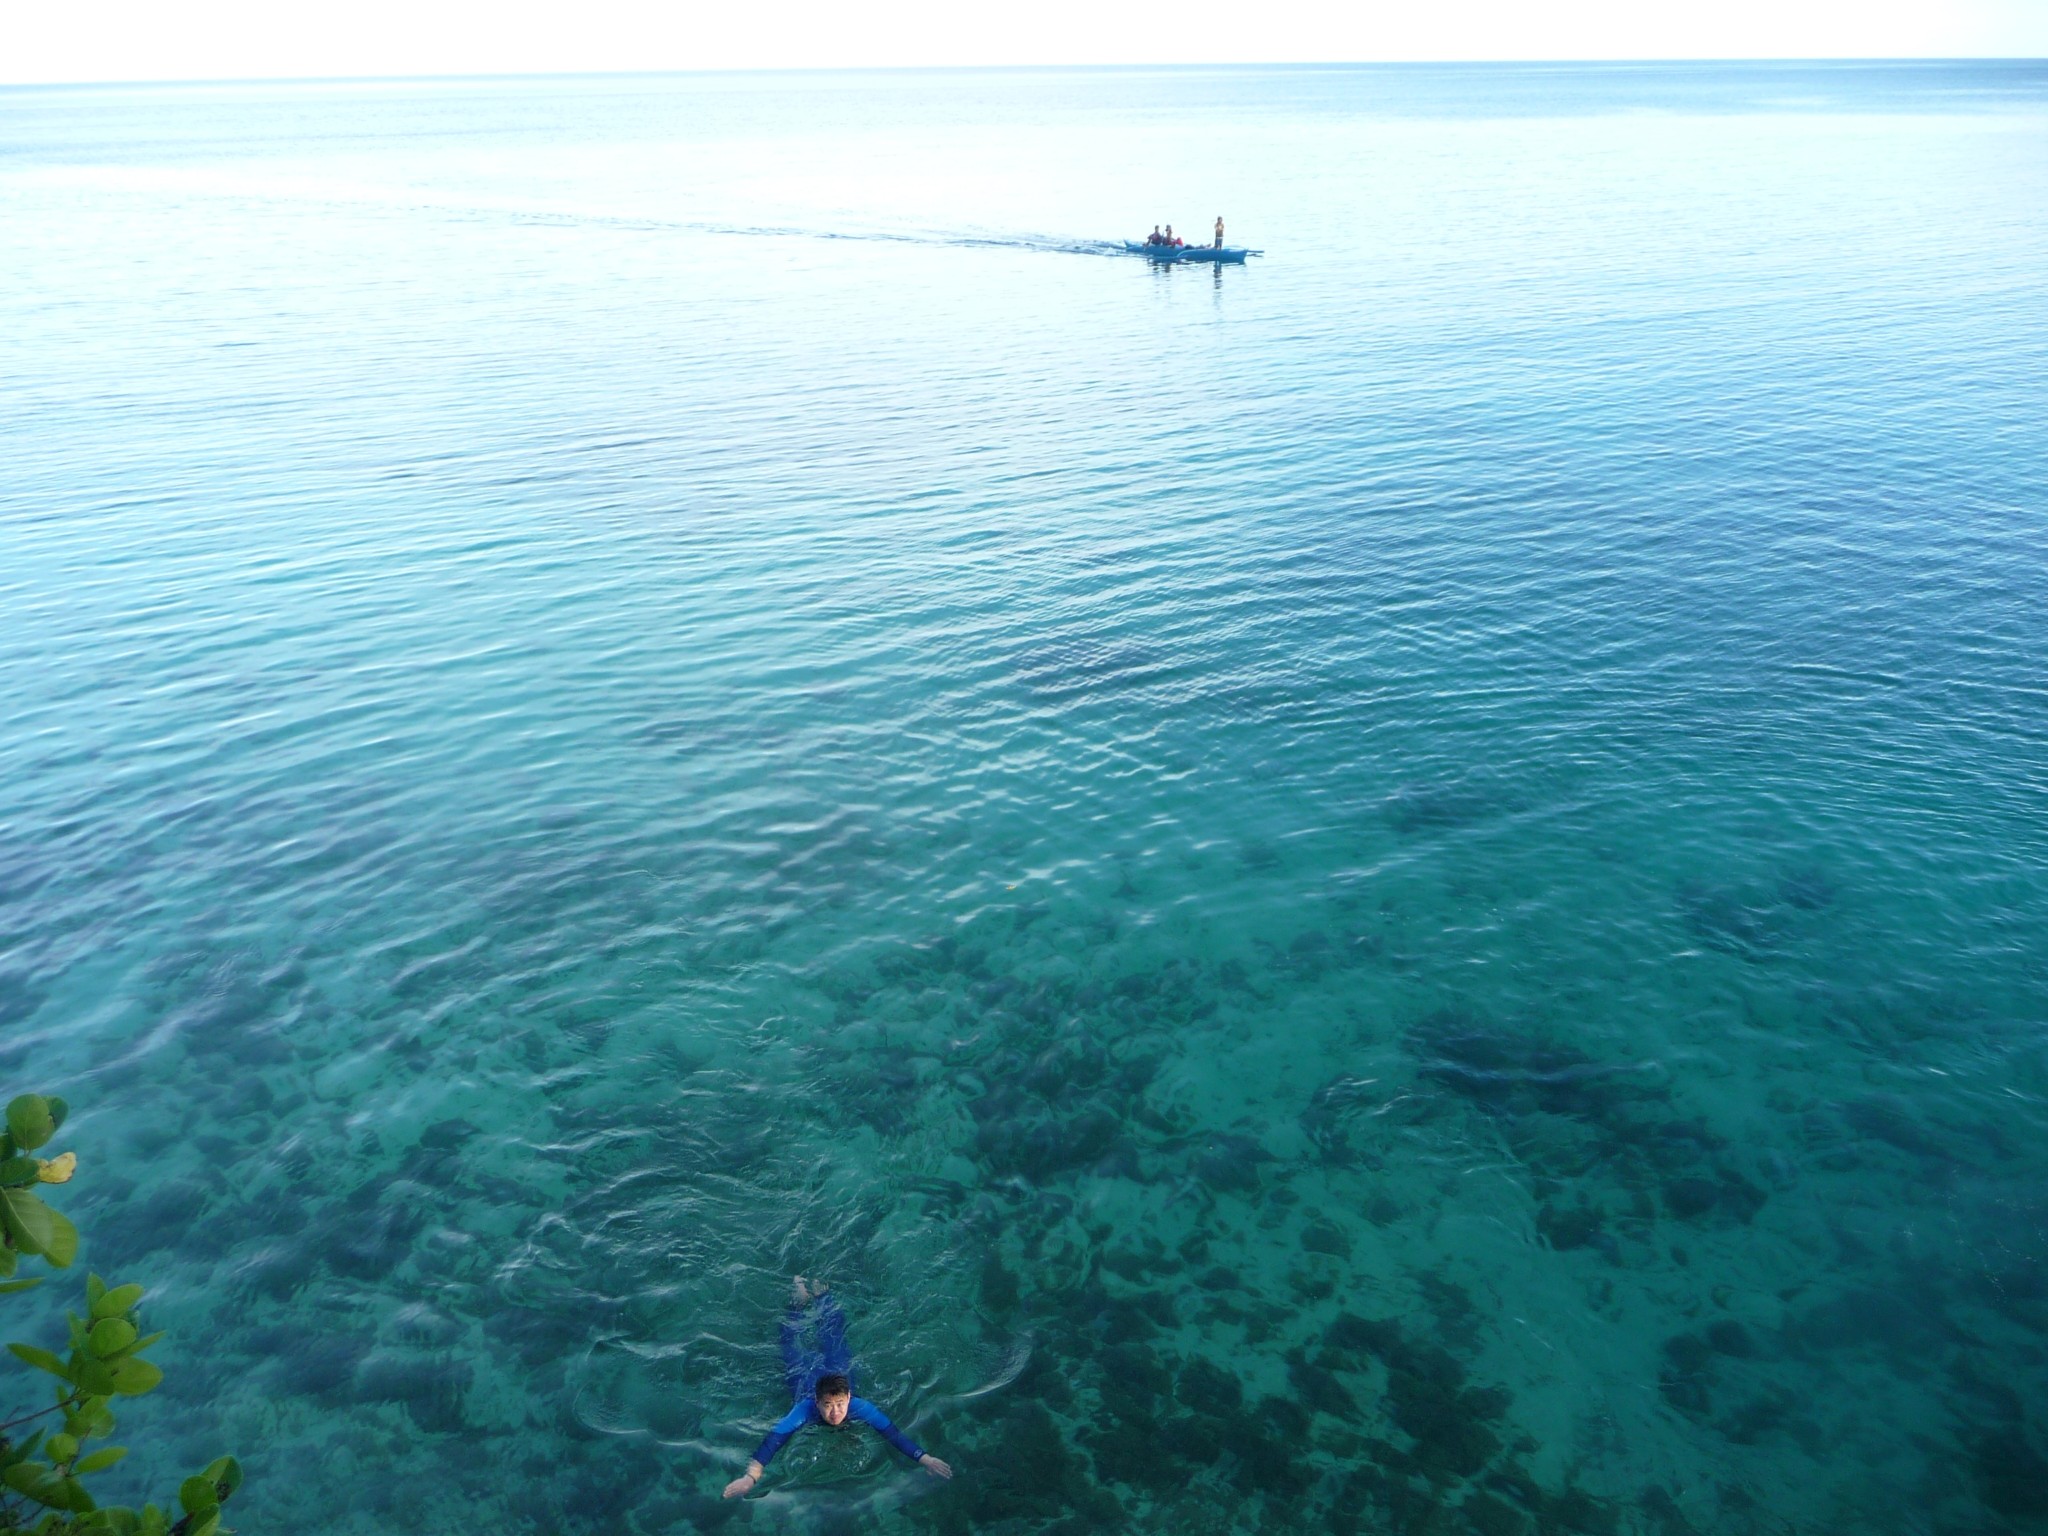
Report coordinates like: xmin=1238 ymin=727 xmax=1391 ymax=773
xmin=723 ymin=1277 xmax=954 ymax=1498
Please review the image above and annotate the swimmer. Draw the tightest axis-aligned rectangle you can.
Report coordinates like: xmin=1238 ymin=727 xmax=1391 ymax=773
xmin=723 ymin=1277 xmax=954 ymax=1497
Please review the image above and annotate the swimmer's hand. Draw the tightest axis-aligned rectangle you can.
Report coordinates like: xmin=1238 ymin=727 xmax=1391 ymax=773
xmin=919 ymin=1454 xmax=954 ymax=1480
xmin=724 ymin=1461 xmax=765 ymax=1498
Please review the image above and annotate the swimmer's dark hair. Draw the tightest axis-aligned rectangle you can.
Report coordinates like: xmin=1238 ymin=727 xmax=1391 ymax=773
xmin=815 ymin=1374 xmax=852 ymax=1401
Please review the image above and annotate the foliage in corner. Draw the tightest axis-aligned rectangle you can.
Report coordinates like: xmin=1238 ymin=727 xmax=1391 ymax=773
xmin=0 ymin=1093 xmax=242 ymax=1536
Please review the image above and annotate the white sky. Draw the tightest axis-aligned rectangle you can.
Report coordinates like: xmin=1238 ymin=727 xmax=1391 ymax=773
xmin=7 ymin=0 xmax=2047 ymax=85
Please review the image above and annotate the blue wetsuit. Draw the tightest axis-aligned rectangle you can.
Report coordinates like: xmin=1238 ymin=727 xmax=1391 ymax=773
xmin=751 ymin=1294 xmax=925 ymax=1470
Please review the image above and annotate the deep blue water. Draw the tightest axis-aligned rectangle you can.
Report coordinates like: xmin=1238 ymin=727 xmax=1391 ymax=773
xmin=4 ymin=61 xmax=2048 ymax=1536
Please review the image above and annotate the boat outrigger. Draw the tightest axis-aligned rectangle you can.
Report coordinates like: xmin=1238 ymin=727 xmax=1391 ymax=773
xmin=1122 ymin=241 xmax=1258 ymax=265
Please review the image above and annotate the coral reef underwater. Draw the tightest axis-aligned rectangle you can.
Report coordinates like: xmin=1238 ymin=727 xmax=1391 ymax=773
xmin=18 ymin=801 xmax=2045 ymax=1536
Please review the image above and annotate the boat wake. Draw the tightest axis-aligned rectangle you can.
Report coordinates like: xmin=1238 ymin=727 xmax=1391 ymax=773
xmin=49 ymin=164 xmax=1256 ymax=264
xmin=497 ymin=208 xmax=1133 ymax=259
xmin=40 ymin=166 xmax=1150 ymax=261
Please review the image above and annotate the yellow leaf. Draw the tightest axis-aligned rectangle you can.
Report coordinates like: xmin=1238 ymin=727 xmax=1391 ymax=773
xmin=36 ymin=1153 xmax=76 ymax=1185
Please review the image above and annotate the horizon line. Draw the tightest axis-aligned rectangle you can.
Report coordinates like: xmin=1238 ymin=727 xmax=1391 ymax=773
xmin=7 ymin=55 xmax=2047 ymax=92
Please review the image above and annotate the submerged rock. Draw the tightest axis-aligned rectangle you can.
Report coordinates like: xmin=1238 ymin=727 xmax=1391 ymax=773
xmin=1190 ymin=1132 xmax=1273 ymax=1192
xmin=1976 ymin=1425 xmax=2048 ymax=1519
xmin=1178 ymin=1356 xmax=1244 ymax=1413
xmin=1675 ymin=880 xmax=1797 ymax=959
xmin=1777 ymin=864 xmax=1838 ymax=910
xmin=354 ymin=1350 xmax=473 ymax=1433
xmin=1383 ymin=781 xmax=1498 ymax=835
xmin=273 ymin=1332 xmax=375 ymax=1402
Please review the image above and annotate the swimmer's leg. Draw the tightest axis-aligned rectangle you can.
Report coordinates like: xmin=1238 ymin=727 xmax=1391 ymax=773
xmin=814 ymin=1292 xmax=852 ymax=1380
xmin=779 ymin=1299 xmax=811 ymax=1399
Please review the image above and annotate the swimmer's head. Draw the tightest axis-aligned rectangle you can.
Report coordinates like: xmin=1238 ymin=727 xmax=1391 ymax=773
xmin=814 ymin=1374 xmax=852 ymax=1425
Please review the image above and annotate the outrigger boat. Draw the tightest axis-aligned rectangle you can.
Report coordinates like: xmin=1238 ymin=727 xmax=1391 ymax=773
xmin=1122 ymin=241 xmax=1258 ymax=265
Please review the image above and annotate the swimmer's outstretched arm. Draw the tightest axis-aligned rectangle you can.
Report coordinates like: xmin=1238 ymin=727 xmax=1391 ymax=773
xmin=723 ymin=1452 xmax=948 ymax=1498
xmin=847 ymin=1398 xmax=953 ymax=1478
xmin=725 ymin=1399 xmax=812 ymax=1497
xmin=722 ymin=1460 xmax=766 ymax=1499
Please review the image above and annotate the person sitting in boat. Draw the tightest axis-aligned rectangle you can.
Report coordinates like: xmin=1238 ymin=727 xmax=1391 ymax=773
xmin=1164 ymin=224 xmax=1182 ymax=247
xmin=1148 ymin=225 xmax=1165 ymax=245
xmin=1214 ymin=216 xmax=1225 ymax=249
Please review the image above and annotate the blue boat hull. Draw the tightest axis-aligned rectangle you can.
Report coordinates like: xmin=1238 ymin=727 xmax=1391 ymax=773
xmin=1123 ymin=241 xmax=1254 ymax=264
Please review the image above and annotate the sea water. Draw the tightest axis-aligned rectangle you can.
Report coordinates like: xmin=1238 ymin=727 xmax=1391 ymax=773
xmin=3 ymin=62 xmax=2047 ymax=1536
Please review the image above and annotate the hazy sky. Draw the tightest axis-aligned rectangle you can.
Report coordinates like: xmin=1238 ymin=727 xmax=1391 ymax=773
xmin=8 ymin=0 xmax=2047 ymax=85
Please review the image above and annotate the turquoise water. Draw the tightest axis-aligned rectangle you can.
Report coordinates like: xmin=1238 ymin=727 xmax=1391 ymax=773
xmin=4 ymin=61 xmax=2048 ymax=1535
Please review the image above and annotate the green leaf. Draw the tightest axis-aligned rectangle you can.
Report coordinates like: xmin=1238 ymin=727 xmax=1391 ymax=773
xmin=0 ymin=1277 xmax=45 ymax=1294
xmin=46 ymin=1433 xmax=78 ymax=1464
xmin=0 ymin=1204 xmax=37 ymax=1259
xmin=87 ymin=1319 xmax=136 ymax=1358
xmin=186 ymin=1515 xmax=220 ymax=1536
xmin=127 ymin=1331 xmax=165 ymax=1355
xmin=0 ymin=1244 xmax=16 ymax=1278
xmin=140 ymin=1505 xmax=169 ymax=1536
xmin=201 ymin=1457 xmax=243 ymax=1500
xmin=0 ymin=1155 xmax=43 ymax=1187
xmin=3 ymin=1461 xmax=50 ymax=1494
xmin=74 ymin=1447 xmax=128 ymax=1475
xmin=9 ymin=1342 xmax=72 ymax=1381
xmin=62 ymin=1473 xmax=96 ymax=1512
xmin=178 ymin=1475 xmax=219 ymax=1516
xmin=6 ymin=1097 xmax=55 ymax=1153
xmin=86 ymin=1273 xmax=106 ymax=1309
xmin=2 ymin=1464 xmax=68 ymax=1508
xmin=41 ymin=1207 xmax=79 ymax=1269
xmin=105 ymin=1357 xmax=162 ymax=1396
xmin=90 ymin=1285 xmax=144 ymax=1321
xmin=1 ymin=1187 xmax=62 ymax=1261
xmin=45 ymin=1098 xmax=67 ymax=1135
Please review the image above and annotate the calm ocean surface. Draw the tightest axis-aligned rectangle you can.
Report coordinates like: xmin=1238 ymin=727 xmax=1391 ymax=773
xmin=4 ymin=61 xmax=2048 ymax=1536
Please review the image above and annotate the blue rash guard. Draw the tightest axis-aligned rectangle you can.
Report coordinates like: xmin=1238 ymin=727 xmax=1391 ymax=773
xmin=751 ymin=1395 xmax=925 ymax=1468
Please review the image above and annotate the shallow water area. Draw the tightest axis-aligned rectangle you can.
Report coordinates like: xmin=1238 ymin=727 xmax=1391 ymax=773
xmin=4 ymin=61 xmax=2048 ymax=1536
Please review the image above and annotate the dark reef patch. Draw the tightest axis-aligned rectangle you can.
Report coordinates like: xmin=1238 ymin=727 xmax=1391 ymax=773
xmin=353 ymin=1350 xmax=473 ymax=1433
xmin=1975 ymin=1423 xmax=2048 ymax=1519
xmin=1674 ymin=874 xmax=1828 ymax=961
xmin=270 ymin=1331 xmax=375 ymax=1402
xmin=1411 ymin=1010 xmax=1667 ymax=1129
xmin=0 ymin=969 xmax=48 ymax=1027
xmin=1383 ymin=780 xmax=1501 ymax=835
xmin=912 ymin=1399 xmax=1118 ymax=1536
xmin=1188 ymin=1131 xmax=1274 ymax=1193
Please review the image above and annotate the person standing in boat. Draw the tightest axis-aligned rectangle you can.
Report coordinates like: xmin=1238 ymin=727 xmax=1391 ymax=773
xmin=1214 ymin=216 xmax=1225 ymax=249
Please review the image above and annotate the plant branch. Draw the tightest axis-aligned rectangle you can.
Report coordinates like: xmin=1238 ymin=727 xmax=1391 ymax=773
xmin=0 ymin=1398 xmax=68 ymax=1434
